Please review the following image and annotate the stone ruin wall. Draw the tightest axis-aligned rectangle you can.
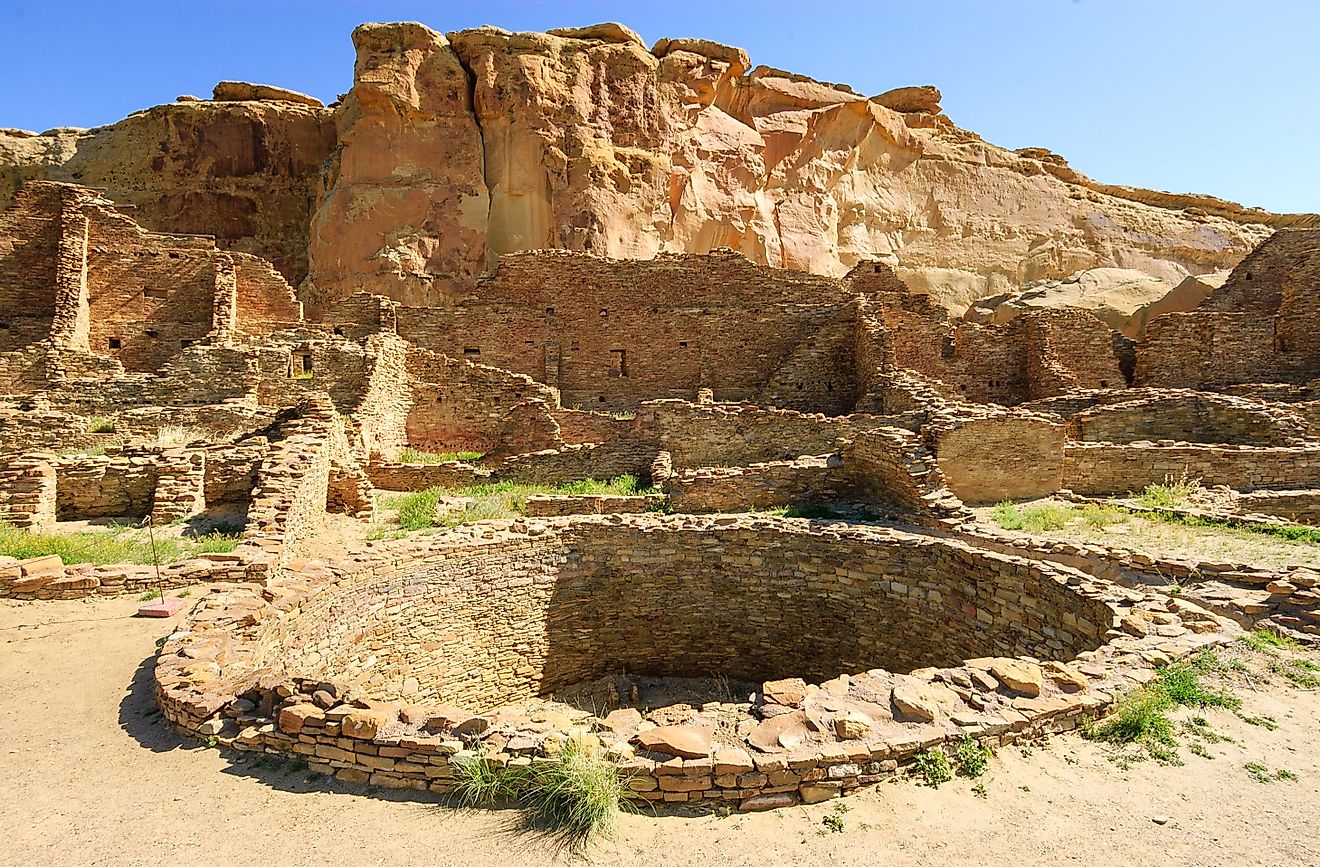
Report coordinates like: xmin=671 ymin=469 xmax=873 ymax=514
xmin=257 ymin=522 xmax=1115 ymax=709
xmin=1066 ymin=391 xmax=1313 ymax=446
xmin=395 ymin=250 xmax=857 ymax=411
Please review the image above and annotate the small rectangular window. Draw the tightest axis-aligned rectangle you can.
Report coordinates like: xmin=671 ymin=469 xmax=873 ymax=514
xmin=678 ymin=341 xmax=688 ymax=348
xmin=108 ymin=337 xmax=121 ymax=349
xmin=463 ymin=347 xmax=481 ymax=357
xmin=609 ymin=349 xmax=628 ymax=378
xmin=179 ymin=339 xmax=194 ymax=349
xmin=143 ymin=287 xmax=169 ymax=300
xmin=144 ymin=329 xmax=159 ymax=339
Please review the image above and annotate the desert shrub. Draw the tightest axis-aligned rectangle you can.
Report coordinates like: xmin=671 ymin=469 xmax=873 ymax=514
xmin=989 ymin=501 xmax=1071 ymax=532
xmin=86 ymin=416 xmax=115 ymax=433
xmin=519 ymin=740 xmax=628 ymax=844
xmin=1133 ymin=473 xmax=1202 ymax=509
xmin=955 ymin=735 xmax=992 ymax=778
xmin=913 ymin=749 xmax=952 ymax=787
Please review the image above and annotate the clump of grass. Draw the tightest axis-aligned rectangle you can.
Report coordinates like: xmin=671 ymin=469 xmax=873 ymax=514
xmin=519 ymin=740 xmax=630 ymax=844
xmin=1133 ymin=473 xmax=1203 ymax=509
xmin=395 ymin=488 xmax=443 ymax=531
xmin=1271 ymin=658 xmax=1320 ymax=689
xmin=1084 ymin=653 xmax=1239 ymax=764
xmin=1246 ymin=762 xmax=1298 ymax=784
xmin=452 ymin=751 xmax=525 ymax=806
xmin=86 ymin=416 xmax=115 ymax=434
xmin=912 ymin=749 xmax=952 ymax=787
xmin=1079 ymin=504 xmax=1126 ymax=527
xmin=1239 ymin=629 xmax=1303 ymax=654
xmin=989 ymin=501 xmax=1073 ymax=533
xmin=0 ymin=522 xmax=240 ymax=566
xmin=398 ymin=448 xmax=484 ymax=465
xmin=955 ymin=735 xmax=992 ymax=778
xmin=156 ymin=425 xmax=205 ymax=447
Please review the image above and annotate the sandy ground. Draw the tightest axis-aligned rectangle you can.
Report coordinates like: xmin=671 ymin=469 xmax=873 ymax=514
xmin=3 ymin=594 xmax=1320 ymax=867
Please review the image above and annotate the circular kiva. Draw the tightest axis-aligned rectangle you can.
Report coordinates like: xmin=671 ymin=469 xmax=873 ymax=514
xmin=155 ymin=514 xmax=1237 ymax=811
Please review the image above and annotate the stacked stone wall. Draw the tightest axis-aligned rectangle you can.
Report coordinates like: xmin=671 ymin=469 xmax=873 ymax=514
xmin=1063 ymin=442 xmax=1320 ymax=495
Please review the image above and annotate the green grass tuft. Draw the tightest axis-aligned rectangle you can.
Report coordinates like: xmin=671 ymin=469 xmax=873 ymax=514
xmin=452 ymin=751 xmax=525 ymax=806
xmin=1133 ymin=473 xmax=1203 ymax=509
xmin=913 ymin=749 xmax=952 ymax=787
xmin=989 ymin=501 xmax=1073 ymax=533
xmin=1239 ymin=629 xmax=1303 ymax=654
xmin=384 ymin=476 xmax=654 ymax=532
xmin=86 ymin=416 xmax=115 ymax=433
xmin=398 ymin=448 xmax=485 ymax=465
xmin=955 ymin=734 xmax=991 ymax=778
xmin=519 ymin=739 xmax=629 ymax=845
xmin=0 ymin=522 xmax=239 ymax=566
xmin=782 ymin=501 xmax=839 ymax=520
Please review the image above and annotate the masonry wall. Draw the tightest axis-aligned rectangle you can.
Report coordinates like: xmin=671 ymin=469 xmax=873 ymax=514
xmin=404 ymin=349 xmax=562 ymax=457
xmin=1135 ymin=313 xmax=1279 ymax=388
xmin=1062 ymin=443 xmax=1320 ymax=495
xmin=636 ymin=400 xmax=921 ymax=471
xmin=264 ymin=523 xmax=1113 ymax=709
xmin=666 ymin=457 xmax=842 ymax=512
xmin=0 ymin=183 xmax=61 ymax=351
xmin=931 ymin=413 xmax=1066 ymax=504
xmin=1067 ymin=393 xmax=1311 ymax=446
xmin=395 ymin=250 xmax=856 ymax=411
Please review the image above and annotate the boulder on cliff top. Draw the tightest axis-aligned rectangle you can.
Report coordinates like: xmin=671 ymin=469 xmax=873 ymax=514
xmin=873 ymin=85 xmax=942 ymax=113
xmin=212 ymin=81 xmax=323 ymax=108
xmin=651 ymin=37 xmax=750 ymax=76
xmin=547 ymin=22 xmax=646 ymax=47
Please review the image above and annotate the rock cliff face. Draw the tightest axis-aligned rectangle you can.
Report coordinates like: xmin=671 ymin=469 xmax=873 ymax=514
xmin=302 ymin=22 xmax=1302 ymax=308
xmin=3 ymin=21 xmax=1315 ymax=312
xmin=0 ymin=99 xmax=335 ymax=286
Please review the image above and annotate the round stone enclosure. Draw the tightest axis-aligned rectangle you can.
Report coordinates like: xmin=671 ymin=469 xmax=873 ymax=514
xmin=266 ymin=519 xmax=1116 ymax=710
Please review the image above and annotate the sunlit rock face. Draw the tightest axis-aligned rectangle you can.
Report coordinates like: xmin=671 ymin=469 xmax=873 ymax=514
xmin=5 ymin=21 xmax=1303 ymax=313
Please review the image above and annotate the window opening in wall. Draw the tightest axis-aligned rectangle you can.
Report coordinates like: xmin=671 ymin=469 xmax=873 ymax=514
xmin=570 ymin=341 xmax=580 ymax=351
xmin=599 ymin=396 xmax=607 ymax=403
xmin=609 ymin=349 xmax=628 ymax=378
xmin=600 ymin=308 xmax=609 ymax=318
xmin=107 ymin=337 xmax=121 ymax=349
xmin=435 ymin=394 xmax=443 ymax=404
xmin=940 ymin=335 xmax=956 ymax=358
xmin=463 ymin=347 xmax=481 ymax=356
xmin=545 ymin=307 xmax=555 ymax=316
xmin=144 ymin=329 xmax=159 ymax=339
xmin=143 ymin=287 xmax=169 ymax=300
xmin=679 ymin=340 xmax=688 ymax=348
xmin=292 ymin=353 xmax=313 ymax=379
xmin=874 ymin=264 xmax=883 ymax=273
xmin=0 ymin=321 xmax=10 ymax=331
xmin=332 ymin=327 xmax=344 ymax=336
xmin=179 ymin=339 xmax=194 ymax=349
xmin=1099 ymin=379 xmax=1108 ymax=388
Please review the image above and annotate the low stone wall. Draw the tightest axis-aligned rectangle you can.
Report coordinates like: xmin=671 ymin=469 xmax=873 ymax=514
xmin=0 ymin=454 xmax=55 ymax=530
xmin=666 ymin=457 xmax=842 ymax=513
xmin=154 ymin=515 xmax=1234 ymax=811
xmin=367 ymin=460 xmax=487 ymax=491
xmin=1067 ymin=391 xmax=1311 ymax=446
xmin=524 ymin=493 xmax=664 ymax=517
xmin=1063 ymin=442 xmax=1320 ymax=495
xmin=0 ymin=550 xmax=256 ymax=600
xmin=929 ymin=411 xmax=1066 ymax=505
xmin=636 ymin=400 xmax=921 ymax=470
xmin=840 ymin=428 xmax=968 ymax=523
xmin=1234 ymin=489 xmax=1320 ymax=525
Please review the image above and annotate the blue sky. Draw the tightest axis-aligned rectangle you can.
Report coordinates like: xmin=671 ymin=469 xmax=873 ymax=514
xmin=3 ymin=0 xmax=1316 ymax=213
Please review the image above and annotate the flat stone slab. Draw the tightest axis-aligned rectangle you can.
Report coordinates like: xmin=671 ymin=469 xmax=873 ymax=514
xmin=136 ymin=597 xmax=188 ymax=617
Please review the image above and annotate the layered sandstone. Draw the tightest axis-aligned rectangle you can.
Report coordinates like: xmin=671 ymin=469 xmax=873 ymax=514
xmin=0 ymin=98 xmax=335 ymax=286
xmin=3 ymin=20 xmax=1315 ymax=312
xmin=300 ymin=22 xmax=1300 ymax=308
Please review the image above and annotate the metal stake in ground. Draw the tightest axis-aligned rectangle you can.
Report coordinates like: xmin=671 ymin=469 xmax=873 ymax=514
xmin=136 ymin=514 xmax=186 ymax=618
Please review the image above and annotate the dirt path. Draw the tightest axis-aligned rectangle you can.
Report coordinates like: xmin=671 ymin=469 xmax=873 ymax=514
xmin=3 ymin=594 xmax=1319 ymax=867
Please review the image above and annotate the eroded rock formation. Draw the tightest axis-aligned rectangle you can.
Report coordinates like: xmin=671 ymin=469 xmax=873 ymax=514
xmin=2 ymin=20 xmax=1316 ymax=313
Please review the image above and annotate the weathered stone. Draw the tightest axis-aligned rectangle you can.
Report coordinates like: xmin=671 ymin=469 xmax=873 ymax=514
xmin=635 ymin=725 xmax=713 ymax=759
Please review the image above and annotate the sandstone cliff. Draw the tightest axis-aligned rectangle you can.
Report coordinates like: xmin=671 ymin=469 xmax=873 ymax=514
xmin=0 ymin=98 xmax=335 ymax=286
xmin=2 ymin=20 xmax=1315 ymax=312
xmin=302 ymin=22 xmax=1306 ymax=308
